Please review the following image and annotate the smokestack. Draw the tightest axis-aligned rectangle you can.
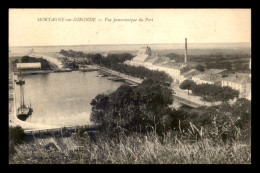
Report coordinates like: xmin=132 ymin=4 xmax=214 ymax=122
xmin=249 ymin=58 xmax=251 ymax=69
xmin=184 ymin=38 xmax=187 ymax=63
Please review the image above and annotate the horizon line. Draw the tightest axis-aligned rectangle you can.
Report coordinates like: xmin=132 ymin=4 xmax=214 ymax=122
xmin=9 ymin=42 xmax=251 ymax=48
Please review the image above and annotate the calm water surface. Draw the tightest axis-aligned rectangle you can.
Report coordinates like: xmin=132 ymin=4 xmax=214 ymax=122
xmin=15 ymin=71 xmax=124 ymax=126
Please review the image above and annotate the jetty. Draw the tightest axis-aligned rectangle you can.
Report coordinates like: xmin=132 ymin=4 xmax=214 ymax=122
xmin=97 ymin=66 xmax=143 ymax=85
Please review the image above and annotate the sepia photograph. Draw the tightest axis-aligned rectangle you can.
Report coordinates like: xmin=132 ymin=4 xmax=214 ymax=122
xmin=8 ymin=8 xmax=251 ymax=164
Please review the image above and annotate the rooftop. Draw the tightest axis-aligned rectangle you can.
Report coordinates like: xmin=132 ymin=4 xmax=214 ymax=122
xmin=16 ymin=63 xmax=41 ymax=69
xmin=192 ymin=72 xmax=223 ymax=83
xmin=200 ymin=73 xmax=223 ymax=83
xmin=222 ymin=73 xmax=251 ymax=84
xmin=153 ymin=56 xmax=171 ymax=65
xmin=203 ymin=69 xmax=226 ymax=75
xmin=145 ymin=56 xmax=160 ymax=64
xmin=157 ymin=62 xmax=182 ymax=70
xmin=132 ymin=54 xmax=150 ymax=63
xmin=182 ymin=69 xmax=201 ymax=78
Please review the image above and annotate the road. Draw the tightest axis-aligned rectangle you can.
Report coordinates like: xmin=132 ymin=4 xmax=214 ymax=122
xmin=171 ymin=83 xmax=222 ymax=107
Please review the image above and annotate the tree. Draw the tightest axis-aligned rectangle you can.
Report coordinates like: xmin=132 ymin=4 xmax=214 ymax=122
xmin=195 ymin=64 xmax=205 ymax=72
xmin=9 ymin=126 xmax=25 ymax=156
xmin=179 ymin=80 xmax=196 ymax=95
xmin=90 ymin=80 xmax=174 ymax=135
xmin=191 ymin=83 xmax=239 ymax=102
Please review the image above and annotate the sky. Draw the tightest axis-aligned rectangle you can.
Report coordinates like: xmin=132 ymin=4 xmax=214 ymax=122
xmin=9 ymin=9 xmax=251 ymax=47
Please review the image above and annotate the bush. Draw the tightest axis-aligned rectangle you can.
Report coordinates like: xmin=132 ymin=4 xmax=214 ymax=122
xmin=191 ymin=83 xmax=239 ymax=102
xmin=90 ymin=79 xmax=174 ymax=137
xmin=9 ymin=126 xmax=25 ymax=156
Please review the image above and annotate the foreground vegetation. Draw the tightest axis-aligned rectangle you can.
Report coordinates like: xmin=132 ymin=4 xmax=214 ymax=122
xmin=9 ymin=130 xmax=250 ymax=164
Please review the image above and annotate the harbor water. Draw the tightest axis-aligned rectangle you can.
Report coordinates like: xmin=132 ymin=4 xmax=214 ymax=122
xmin=14 ymin=71 xmax=124 ymax=127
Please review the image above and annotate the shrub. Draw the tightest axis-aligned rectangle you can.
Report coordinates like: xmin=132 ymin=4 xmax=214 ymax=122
xmin=9 ymin=126 xmax=25 ymax=156
xmin=90 ymin=80 xmax=174 ymax=137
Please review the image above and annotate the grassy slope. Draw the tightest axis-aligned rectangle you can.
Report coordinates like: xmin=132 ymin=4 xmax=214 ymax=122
xmin=9 ymin=132 xmax=251 ymax=164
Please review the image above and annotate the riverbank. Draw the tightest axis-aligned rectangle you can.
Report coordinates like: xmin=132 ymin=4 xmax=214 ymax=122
xmin=13 ymin=69 xmax=74 ymax=75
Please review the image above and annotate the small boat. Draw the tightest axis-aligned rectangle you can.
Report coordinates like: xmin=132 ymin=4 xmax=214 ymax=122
xmin=80 ymin=68 xmax=98 ymax=72
xmin=111 ymin=77 xmax=125 ymax=82
xmin=17 ymin=105 xmax=33 ymax=121
xmin=16 ymin=70 xmax=33 ymax=121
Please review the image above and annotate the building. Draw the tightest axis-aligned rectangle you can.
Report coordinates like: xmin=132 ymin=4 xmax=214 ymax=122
xmin=16 ymin=63 xmax=41 ymax=70
xmin=179 ymin=69 xmax=201 ymax=83
xmin=203 ymin=69 xmax=226 ymax=75
xmin=192 ymin=73 xmax=223 ymax=85
xmin=125 ymin=40 xmax=190 ymax=84
xmin=191 ymin=69 xmax=226 ymax=85
xmin=131 ymin=46 xmax=152 ymax=64
xmin=221 ymin=73 xmax=251 ymax=99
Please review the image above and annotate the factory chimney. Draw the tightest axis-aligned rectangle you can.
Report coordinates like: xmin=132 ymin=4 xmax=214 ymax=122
xmin=184 ymin=38 xmax=187 ymax=63
xmin=249 ymin=58 xmax=251 ymax=69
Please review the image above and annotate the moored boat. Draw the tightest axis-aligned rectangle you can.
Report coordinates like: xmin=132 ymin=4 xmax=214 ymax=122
xmin=17 ymin=106 xmax=33 ymax=121
xmin=16 ymin=69 xmax=33 ymax=121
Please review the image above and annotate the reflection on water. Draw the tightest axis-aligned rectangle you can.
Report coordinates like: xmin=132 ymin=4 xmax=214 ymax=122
xmin=15 ymin=71 xmax=123 ymax=126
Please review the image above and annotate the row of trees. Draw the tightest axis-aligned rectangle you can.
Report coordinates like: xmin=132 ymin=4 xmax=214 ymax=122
xmin=60 ymin=50 xmax=89 ymax=58
xmin=87 ymin=53 xmax=173 ymax=85
xmin=59 ymin=50 xmax=173 ymax=84
xmin=180 ymin=79 xmax=239 ymax=102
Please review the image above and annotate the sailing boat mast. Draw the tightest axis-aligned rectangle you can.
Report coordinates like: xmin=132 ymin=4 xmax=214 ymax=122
xmin=83 ymin=57 xmax=86 ymax=71
xmin=15 ymin=63 xmax=33 ymax=121
xmin=18 ymin=69 xmax=25 ymax=108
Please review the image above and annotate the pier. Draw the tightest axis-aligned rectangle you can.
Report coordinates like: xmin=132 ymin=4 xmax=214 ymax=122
xmin=97 ymin=66 xmax=143 ymax=85
xmin=13 ymin=69 xmax=73 ymax=75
